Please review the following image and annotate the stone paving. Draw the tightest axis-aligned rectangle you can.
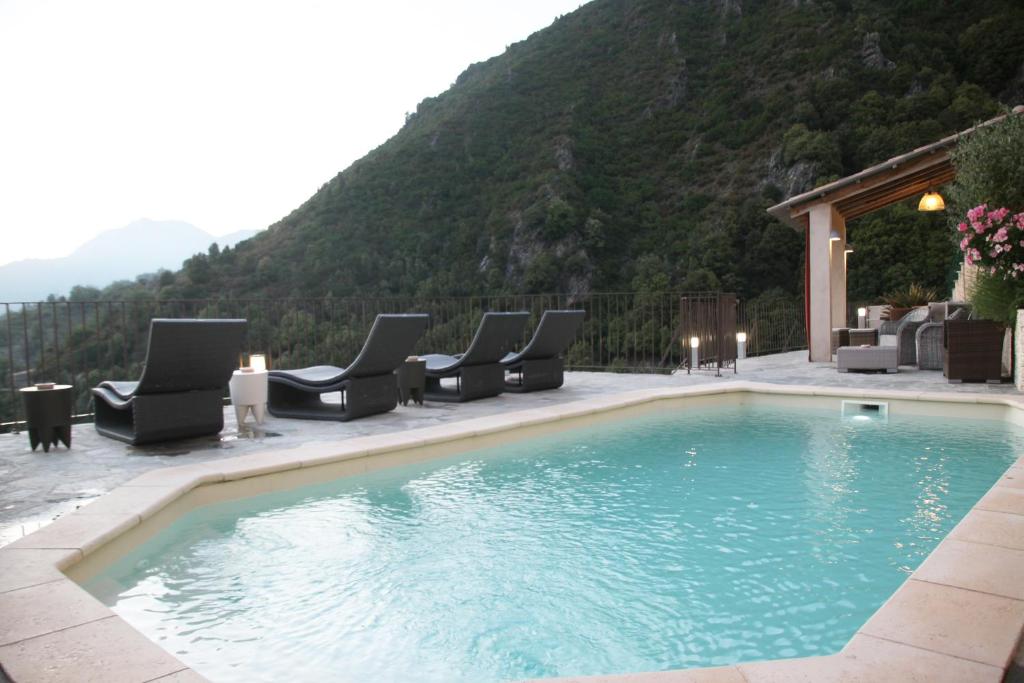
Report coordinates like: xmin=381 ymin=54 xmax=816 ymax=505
xmin=1 ymin=350 xmax=1020 ymax=546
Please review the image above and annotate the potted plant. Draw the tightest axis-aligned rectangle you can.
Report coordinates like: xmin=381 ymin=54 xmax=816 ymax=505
xmin=879 ymin=283 xmax=940 ymax=322
xmin=947 ymin=108 xmax=1024 ymax=381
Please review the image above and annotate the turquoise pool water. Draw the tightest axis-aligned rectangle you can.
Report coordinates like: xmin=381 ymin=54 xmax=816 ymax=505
xmin=84 ymin=404 xmax=1022 ymax=682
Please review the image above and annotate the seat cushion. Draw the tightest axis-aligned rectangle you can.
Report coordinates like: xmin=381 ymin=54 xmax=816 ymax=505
xmin=98 ymin=381 xmax=139 ymax=400
xmin=269 ymin=365 xmax=346 ymax=386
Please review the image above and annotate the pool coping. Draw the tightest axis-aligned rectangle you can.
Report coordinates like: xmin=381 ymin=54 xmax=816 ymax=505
xmin=0 ymin=380 xmax=1022 ymax=683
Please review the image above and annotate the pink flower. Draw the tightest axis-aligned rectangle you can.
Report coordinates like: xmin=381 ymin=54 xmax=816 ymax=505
xmin=989 ymin=207 xmax=1010 ymax=223
xmin=958 ymin=222 xmax=968 ymax=232
xmin=960 ymin=236 xmax=970 ymax=250
xmin=993 ymin=227 xmax=1009 ymax=243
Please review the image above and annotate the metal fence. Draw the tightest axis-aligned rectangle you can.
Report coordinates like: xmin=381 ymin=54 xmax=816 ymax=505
xmin=0 ymin=292 xmax=805 ymax=429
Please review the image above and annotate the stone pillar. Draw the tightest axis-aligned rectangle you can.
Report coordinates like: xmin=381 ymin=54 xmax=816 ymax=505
xmin=807 ymin=204 xmax=846 ymax=361
xmin=829 ymin=214 xmax=848 ymax=328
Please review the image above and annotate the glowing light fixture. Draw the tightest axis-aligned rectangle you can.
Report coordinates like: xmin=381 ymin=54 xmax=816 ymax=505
xmin=844 ymin=243 xmax=855 ymax=255
xmin=829 ymin=229 xmax=841 ymax=241
xmin=736 ymin=332 xmax=747 ymax=360
xmin=918 ymin=191 xmax=945 ymax=212
xmin=857 ymin=307 xmax=867 ymax=328
xmin=249 ymin=354 xmax=267 ymax=372
xmin=689 ymin=336 xmax=700 ymax=371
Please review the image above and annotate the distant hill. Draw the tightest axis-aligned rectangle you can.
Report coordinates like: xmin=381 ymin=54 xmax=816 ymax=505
xmin=0 ymin=219 xmax=259 ymax=302
xmin=42 ymin=0 xmax=1024 ymax=304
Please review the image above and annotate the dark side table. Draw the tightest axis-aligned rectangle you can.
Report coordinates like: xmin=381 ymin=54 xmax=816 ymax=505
xmin=396 ymin=359 xmax=426 ymax=406
xmin=20 ymin=385 xmax=73 ymax=452
xmin=848 ymin=327 xmax=879 ymax=346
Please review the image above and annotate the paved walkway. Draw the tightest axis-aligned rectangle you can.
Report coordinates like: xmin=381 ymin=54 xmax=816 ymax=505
xmin=1 ymin=351 xmax=1019 ymax=545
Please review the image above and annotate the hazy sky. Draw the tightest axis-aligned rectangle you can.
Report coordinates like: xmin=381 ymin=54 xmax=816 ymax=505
xmin=0 ymin=0 xmax=589 ymax=266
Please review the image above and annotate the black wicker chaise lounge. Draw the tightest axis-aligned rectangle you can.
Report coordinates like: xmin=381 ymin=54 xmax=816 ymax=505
xmin=501 ymin=309 xmax=585 ymax=392
xmin=267 ymin=313 xmax=429 ymax=421
xmin=423 ymin=312 xmax=529 ymax=402
xmin=92 ymin=318 xmax=248 ymax=445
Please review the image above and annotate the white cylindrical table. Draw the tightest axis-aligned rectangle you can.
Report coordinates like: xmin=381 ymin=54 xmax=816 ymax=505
xmin=229 ymin=369 xmax=268 ymax=425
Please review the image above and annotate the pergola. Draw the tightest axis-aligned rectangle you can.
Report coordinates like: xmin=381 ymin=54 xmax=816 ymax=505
xmin=767 ymin=107 xmax=1023 ymax=362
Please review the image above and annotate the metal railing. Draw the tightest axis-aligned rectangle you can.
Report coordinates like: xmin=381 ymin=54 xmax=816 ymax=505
xmin=0 ymin=292 xmax=805 ymax=429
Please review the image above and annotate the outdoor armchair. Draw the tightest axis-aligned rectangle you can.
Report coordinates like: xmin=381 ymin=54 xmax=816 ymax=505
xmin=894 ymin=306 xmax=929 ymax=366
xmin=92 ymin=318 xmax=247 ymax=445
xmin=916 ymin=306 xmax=970 ymax=371
xmin=423 ymin=312 xmax=529 ymax=402
xmin=501 ymin=309 xmax=585 ymax=392
xmin=267 ymin=313 xmax=429 ymax=421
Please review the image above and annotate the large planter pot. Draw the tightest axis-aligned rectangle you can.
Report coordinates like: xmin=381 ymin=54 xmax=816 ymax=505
xmin=944 ymin=319 xmax=1005 ymax=383
xmin=884 ymin=306 xmax=913 ymax=322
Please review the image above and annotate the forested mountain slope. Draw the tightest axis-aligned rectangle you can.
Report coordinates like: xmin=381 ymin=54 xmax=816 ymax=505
xmin=109 ymin=0 xmax=1024 ymax=304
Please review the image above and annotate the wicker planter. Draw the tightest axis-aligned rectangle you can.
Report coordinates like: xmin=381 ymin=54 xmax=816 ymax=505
xmin=944 ymin=319 xmax=1005 ymax=383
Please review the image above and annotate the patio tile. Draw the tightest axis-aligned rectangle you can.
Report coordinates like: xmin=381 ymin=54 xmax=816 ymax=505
xmin=212 ymin=450 xmax=304 ymax=481
xmin=975 ymin=487 xmax=1024 ymax=516
xmin=72 ymin=485 xmax=182 ymax=521
xmin=0 ymin=548 xmax=80 ymax=593
xmin=859 ymin=578 xmax=1024 ymax=668
xmin=913 ymin=538 xmax=1024 ymax=600
xmin=6 ymin=511 xmax=138 ymax=556
xmin=122 ymin=463 xmax=225 ymax=489
xmin=949 ymin=509 xmax=1024 ymax=549
xmin=297 ymin=446 xmax=370 ymax=469
xmin=996 ymin=467 xmax=1024 ymax=490
xmin=0 ymin=579 xmax=112 ymax=646
xmin=0 ymin=615 xmax=186 ymax=683
xmin=143 ymin=669 xmax=208 ymax=682
xmin=518 ymin=664 xmax=746 ymax=682
xmin=739 ymin=634 xmax=1002 ymax=682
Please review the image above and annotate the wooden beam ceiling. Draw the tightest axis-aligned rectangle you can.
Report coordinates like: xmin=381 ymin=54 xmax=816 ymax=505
xmin=836 ymin=162 xmax=955 ymax=220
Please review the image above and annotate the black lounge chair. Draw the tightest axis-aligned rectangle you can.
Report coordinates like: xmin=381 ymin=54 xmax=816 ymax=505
xmin=267 ymin=313 xmax=429 ymax=421
xmin=92 ymin=318 xmax=247 ymax=445
xmin=423 ymin=312 xmax=529 ymax=402
xmin=501 ymin=309 xmax=585 ymax=392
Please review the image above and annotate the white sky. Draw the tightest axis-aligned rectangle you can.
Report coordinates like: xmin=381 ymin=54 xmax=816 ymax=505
xmin=0 ymin=0 xmax=589 ymax=266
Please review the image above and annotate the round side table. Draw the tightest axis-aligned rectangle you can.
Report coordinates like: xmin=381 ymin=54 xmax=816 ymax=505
xmin=20 ymin=385 xmax=73 ymax=452
xmin=229 ymin=370 xmax=268 ymax=425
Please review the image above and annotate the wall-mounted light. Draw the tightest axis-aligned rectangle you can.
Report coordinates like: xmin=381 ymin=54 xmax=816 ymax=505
xmin=918 ymin=190 xmax=945 ymax=212
xmin=829 ymin=229 xmax=841 ymax=241
xmin=844 ymin=243 xmax=855 ymax=255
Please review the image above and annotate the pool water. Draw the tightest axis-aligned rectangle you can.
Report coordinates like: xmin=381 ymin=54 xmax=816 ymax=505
xmin=84 ymin=404 xmax=1023 ymax=682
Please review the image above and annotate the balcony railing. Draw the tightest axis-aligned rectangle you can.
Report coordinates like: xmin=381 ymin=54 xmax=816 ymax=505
xmin=0 ymin=292 xmax=805 ymax=429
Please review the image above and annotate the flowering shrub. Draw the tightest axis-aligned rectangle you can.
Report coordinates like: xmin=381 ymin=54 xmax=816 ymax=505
xmin=957 ymin=204 xmax=1024 ymax=277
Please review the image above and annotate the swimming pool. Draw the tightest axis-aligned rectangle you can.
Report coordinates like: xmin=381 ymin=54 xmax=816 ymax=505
xmin=82 ymin=403 xmax=1023 ymax=682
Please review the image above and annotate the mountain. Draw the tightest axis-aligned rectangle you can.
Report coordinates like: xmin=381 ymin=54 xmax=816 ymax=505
xmin=65 ymin=0 xmax=1024 ymax=304
xmin=0 ymin=220 xmax=259 ymax=302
